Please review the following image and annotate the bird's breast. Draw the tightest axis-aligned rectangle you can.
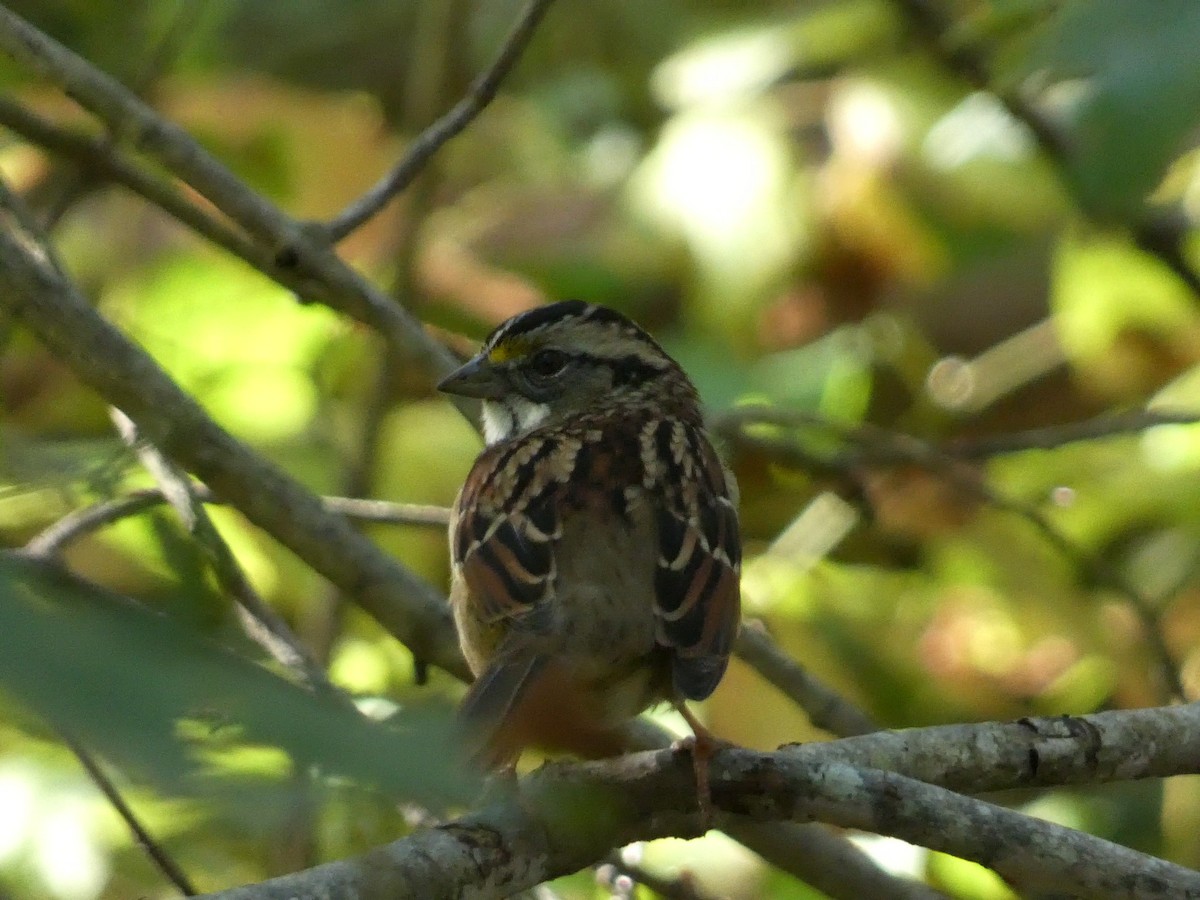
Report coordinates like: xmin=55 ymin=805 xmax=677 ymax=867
xmin=550 ymin=501 xmax=659 ymax=659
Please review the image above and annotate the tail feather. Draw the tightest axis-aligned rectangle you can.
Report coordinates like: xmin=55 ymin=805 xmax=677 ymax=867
xmin=458 ymin=650 xmax=549 ymax=766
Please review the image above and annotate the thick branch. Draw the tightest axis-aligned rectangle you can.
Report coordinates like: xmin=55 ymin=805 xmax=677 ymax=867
xmin=730 ymin=821 xmax=949 ymax=900
xmin=725 ymin=761 xmax=1197 ymax=900
xmin=201 ymin=704 xmax=1200 ymax=900
xmin=778 ymin=703 xmax=1200 ymax=793
xmin=0 ymin=181 xmax=468 ymax=681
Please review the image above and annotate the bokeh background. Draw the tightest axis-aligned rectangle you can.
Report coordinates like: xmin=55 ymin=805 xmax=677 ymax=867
xmin=2 ymin=0 xmax=1200 ymax=897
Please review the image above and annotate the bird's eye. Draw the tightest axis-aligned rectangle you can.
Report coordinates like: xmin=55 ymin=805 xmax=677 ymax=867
xmin=528 ymin=349 xmax=568 ymax=378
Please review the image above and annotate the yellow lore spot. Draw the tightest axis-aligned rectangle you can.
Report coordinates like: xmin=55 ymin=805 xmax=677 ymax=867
xmin=487 ymin=338 xmax=530 ymax=364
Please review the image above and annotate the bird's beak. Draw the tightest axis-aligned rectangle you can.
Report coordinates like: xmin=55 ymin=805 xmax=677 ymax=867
xmin=437 ymin=355 xmax=507 ymax=400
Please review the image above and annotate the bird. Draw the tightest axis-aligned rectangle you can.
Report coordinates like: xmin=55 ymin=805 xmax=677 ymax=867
xmin=438 ymin=300 xmax=741 ymax=815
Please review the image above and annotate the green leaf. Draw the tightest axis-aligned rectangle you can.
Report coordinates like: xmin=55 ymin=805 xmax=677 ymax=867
xmin=1022 ymin=0 xmax=1200 ymax=218
xmin=0 ymin=552 xmax=474 ymax=809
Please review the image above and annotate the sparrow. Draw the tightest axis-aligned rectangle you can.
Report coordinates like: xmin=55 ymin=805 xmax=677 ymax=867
xmin=438 ymin=300 xmax=741 ymax=812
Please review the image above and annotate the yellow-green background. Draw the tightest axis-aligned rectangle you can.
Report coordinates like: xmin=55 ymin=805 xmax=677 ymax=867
xmin=2 ymin=0 xmax=1200 ymax=897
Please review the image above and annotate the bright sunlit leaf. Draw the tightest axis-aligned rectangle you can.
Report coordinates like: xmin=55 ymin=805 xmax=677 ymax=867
xmin=926 ymin=850 xmax=1017 ymax=899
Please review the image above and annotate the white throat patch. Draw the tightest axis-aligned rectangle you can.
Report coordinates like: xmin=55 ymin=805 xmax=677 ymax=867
xmin=481 ymin=398 xmax=550 ymax=445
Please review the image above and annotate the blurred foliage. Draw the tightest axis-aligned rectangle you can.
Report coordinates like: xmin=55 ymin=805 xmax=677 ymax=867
xmin=0 ymin=554 xmax=470 ymax=806
xmin=1 ymin=0 xmax=1200 ymax=897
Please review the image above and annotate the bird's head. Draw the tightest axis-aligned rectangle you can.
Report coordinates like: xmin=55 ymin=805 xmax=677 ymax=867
xmin=438 ymin=300 xmax=699 ymax=445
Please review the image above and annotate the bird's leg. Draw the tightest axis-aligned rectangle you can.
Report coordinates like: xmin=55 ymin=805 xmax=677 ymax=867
xmin=673 ymin=702 xmax=728 ymax=831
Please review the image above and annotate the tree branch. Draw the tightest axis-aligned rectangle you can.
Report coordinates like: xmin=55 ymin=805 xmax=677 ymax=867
xmin=600 ymin=851 xmax=718 ymax=900
xmin=718 ymin=407 xmax=1200 ymax=466
xmin=23 ymin=487 xmax=449 ymax=560
xmin=322 ymin=0 xmax=559 ymax=241
xmin=63 ymin=733 xmax=198 ymax=897
xmin=0 ymin=175 xmax=468 ymax=681
xmin=199 ymin=704 xmax=1200 ymax=900
xmin=110 ymin=408 xmax=339 ymax=695
xmin=0 ymin=5 xmax=474 ymax=418
xmin=782 ymin=703 xmax=1200 ymax=792
xmin=719 ymin=406 xmax=1191 ymax=701
xmin=945 ymin=408 xmax=1200 ymax=458
xmin=0 ymin=97 xmax=308 ymax=291
xmin=30 ymin=0 xmax=208 ymax=230
xmin=547 ymin=715 xmax=958 ymax=900
xmin=736 ymin=620 xmax=879 ymax=737
xmin=729 ymin=821 xmax=950 ymax=900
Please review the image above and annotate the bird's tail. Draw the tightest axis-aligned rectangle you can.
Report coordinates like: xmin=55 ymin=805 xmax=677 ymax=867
xmin=457 ymin=649 xmax=549 ymax=768
xmin=457 ymin=649 xmax=636 ymax=766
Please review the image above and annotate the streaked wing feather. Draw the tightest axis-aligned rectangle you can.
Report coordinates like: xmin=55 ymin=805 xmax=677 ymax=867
xmin=452 ymin=437 xmax=563 ymax=625
xmin=649 ymin=420 xmax=742 ymax=701
xmin=451 ymin=437 xmax=572 ymax=762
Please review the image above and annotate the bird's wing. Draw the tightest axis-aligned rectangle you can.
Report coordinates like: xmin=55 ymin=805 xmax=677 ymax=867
xmin=451 ymin=435 xmax=565 ymax=625
xmin=647 ymin=418 xmax=742 ymax=701
xmin=451 ymin=433 xmax=570 ymax=759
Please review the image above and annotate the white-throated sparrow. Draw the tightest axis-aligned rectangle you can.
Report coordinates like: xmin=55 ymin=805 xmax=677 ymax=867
xmin=438 ymin=301 xmax=741 ymax=795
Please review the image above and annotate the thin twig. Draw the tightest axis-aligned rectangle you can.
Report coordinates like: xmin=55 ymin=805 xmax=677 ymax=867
xmin=889 ymin=0 xmax=1200 ymax=299
xmin=23 ymin=490 xmax=162 ymax=558
xmin=24 ymin=486 xmax=449 ymax=559
xmin=110 ymin=409 xmax=340 ymax=694
xmin=322 ymin=496 xmax=451 ymax=527
xmin=720 ymin=407 xmax=1189 ymax=700
xmin=128 ymin=0 xmax=208 ymax=95
xmin=0 ymin=6 xmax=473 ymax=418
xmin=718 ymin=406 xmax=1200 ymax=464
xmin=0 ymin=172 xmax=469 ymax=680
xmin=33 ymin=0 xmax=209 ymax=229
xmin=946 ymin=408 xmax=1200 ymax=458
xmin=736 ymin=622 xmax=879 ymax=737
xmin=62 ymin=733 xmax=197 ymax=897
xmin=601 ymin=851 xmax=715 ymax=900
xmin=322 ymin=0 xmax=558 ymax=242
